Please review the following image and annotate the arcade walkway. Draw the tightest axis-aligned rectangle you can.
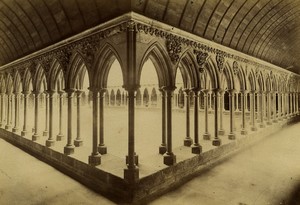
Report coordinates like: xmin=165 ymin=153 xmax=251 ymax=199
xmin=1 ymin=122 xmax=300 ymax=204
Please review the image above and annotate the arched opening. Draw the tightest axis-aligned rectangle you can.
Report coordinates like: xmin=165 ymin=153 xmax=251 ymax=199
xmin=143 ymin=88 xmax=149 ymax=107
xmin=150 ymin=88 xmax=157 ymax=106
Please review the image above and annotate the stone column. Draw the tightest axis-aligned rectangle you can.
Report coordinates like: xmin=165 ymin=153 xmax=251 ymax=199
xmin=228 ymin=89 xmax=235 ymax=140
xmin=235 ymin=92 xmax=239 ymax=111
xmin=183 ymin=89 xmax=193 ymax=146
xmin=43 ymin=92 xmax=49 ymax=136
xmin=98 ymin=89 xmax=107 ymax=154
xmin=163 ymin=86 xmax=176 ymax=165
xmin=250 ymin=91 xmax=257 ymax=131
xmin=159 ymin=88 xmax=167 ymax=154
xmin=0 ymin=93 xmax=3 ymax=128
xmin=296 ymin=93 xmax=299 ymax=114
xmin=209 ymin=91 xmax=212 ymax=110
xmin=191 ymin=88 xmax=202 ymax=154
xmin=278 ymin=92 xmax=282 ymax=120
xmin=32 ymin=92 xmax=40 ymax=141
xmin=245 ymin=93 xmax=249 ymax=112
xmin=218 ymin=90 xmax=225 ymax=135
xmin=64 ymin=89 xmax=75 ymax=155
xmin=73 ymin=90 xmax=83 ymax=147
xmin=56 ymin=91 xmax=64 ymax=141
xmin=259 ymin=91 xmax=265 ymax=128
xmin=123 ymin=87 xmax=139 ymax=182
xmin=88 ymin=89 xmax=101 ymax=166
xmin=283 ymin=93 xmax=287 ymax=119
xmin=46 ymin=91 xmax=55 ymax=147
xmin=240 ymin=90 xmax=247 ymax=135
xmin=272 ymin=92 xmax=278 ymax=122
xmin=289 ymin=93 xmax=292 ymax=117
xmin=266 ymin=92 xmax=272 ymax=125
xmin=202 ymin=89 xmax=211 ymax=140
xmin=21 ymin=92 xmax=29 ymax=136
xmin=212 ymin=89 xmax=221 ymax=146
xmin=293 ymin=92 xmax=296 ymax=115
xmin=12 ymin=93 xmax=20 ymax=133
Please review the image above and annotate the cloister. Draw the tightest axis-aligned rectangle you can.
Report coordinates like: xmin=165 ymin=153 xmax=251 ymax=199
xmin=0 ymin=1 xmax=300 ymax=204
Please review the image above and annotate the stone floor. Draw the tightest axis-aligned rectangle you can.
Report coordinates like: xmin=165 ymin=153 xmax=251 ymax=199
xmin=1 ymin=117 xmax=300 ymax=204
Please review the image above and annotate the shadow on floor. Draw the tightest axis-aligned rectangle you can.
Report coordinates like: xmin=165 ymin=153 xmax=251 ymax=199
xmin=288 ymin=184 xmax=300 ymax=205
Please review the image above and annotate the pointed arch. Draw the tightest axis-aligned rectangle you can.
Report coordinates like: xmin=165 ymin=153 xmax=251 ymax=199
xmin=22 ymin=68 xmax=33 ymax=93
xmin=178 ymin=50 xmax=197 ymax=88
xmin=12 ymin=70 xmax=22 ymax=93
xmin=205 ymin=56 xmax=220 ymax=89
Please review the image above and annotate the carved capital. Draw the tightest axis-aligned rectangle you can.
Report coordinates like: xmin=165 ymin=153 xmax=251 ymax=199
xmin=233 ymin=61 xmax=239 ymax=75
xmin=194 ymin=49 xmax=208 ymax=73
xmin=216 ymin=52 xmax=225 ymax=72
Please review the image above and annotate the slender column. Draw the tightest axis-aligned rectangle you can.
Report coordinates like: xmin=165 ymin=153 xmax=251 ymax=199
xmin=264 ymin=91 xmax=267 ymax=120
xmin=293 ymin=92 xmax=296 ymax=115
xmin=124 ymin=87 xmax=139 ymax=182
xmin=98 ymin=89 xmax=107 ymax=154
xmin=10 ymin=95 xmax=13 ymax=127
xmin=12 ymin=93 xmax=20 ymax=133
xmin=163 ymin=86 xmax=177 ymax=165
xmin=0 ymin=93 xmax=3 ymax=128
xmin=5 ymin=94 xmax=11 ymax=130
xmin=250 ymin=91 xmax=257 ymax=131
xmin=191 ymin=88 xmax=202 ymax=154
xmin=212 ymin=89 xmax=221 ymax=146
xmin=228 ymin=89 xmax=236 ymax=140
xmin=289 ymin=93 xmax=292 ymax=117
xmin=159 ymin=88 xmax=167 ymax=153
xmin=282 ymin=93 xmax=286 ymax=119
xmin=21 ymin=92 xmax=29 ymax=136
xmin=235 ymin=92 xmax=239 ymax=111
xmin=183 ymin=89 xmax=193 ymax=146
xmin=240 ymin=90 xmax=247 ymax=135
xmin=296 ymin=93 xmax=299 ymax=114
xmin=278 ymin=92 xmax=282 ymax=120
xmin=245 ymin=93 xmax=249 ymax=112
xmin=259 ymin=91 xmax=265 ymax=127
xmin=88 ymin=89 xmax=101 ymax=165
xmin=218 ymin=90 xmax=225 ymax=135
xmin=272 ymin=92 xmax=278 ymax=122
xmin=32 ymin=92 xmax=40 ymax=141
xmin=209 ymin=92 xmax=212 ymax=110
xmin=43 ymin=92 xmax=49 ymax=136
xmin=56 ymin=91 xmax=64 ymax=141
xmin=266 ymin=92 xmax=272 ymax=124
xmin=74 ymin=90 xmax=83 ymax=147
xmin=46 ymin=91 xmax=55 ymax=147
xmin=64 ymin=89 xmax=75 ymax=155
xmin=202 ymin=89 xmax=211 ymax=140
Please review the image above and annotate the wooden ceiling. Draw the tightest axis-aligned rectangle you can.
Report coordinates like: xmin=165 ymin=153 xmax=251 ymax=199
xmin=0 ymin=0 xmax=300 ymax=74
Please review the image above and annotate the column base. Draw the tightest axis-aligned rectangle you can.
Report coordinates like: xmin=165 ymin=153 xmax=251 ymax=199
xmin=56 ymin=134 xmax=64 ymax=141
xmin=126 ymin=154 xmax=139 ymax=166
xmin=251 ymin=126 xmax=257 ymax=131
xmin=266 ymin=121 xmax=272 ymax=125
xmin=88 ymin=153 xmax=101 ymax=166
xmin=12 ymin=127 xmax=19 ymax=133
xmin=218 ymin=129 xmax=225 ymax=136
xmin=74 ymin=139 xmax=83 ymax=147
xmin=212 ymin=138 xmax=222 ymax=146
xmin=64 ymin=145 xmax=75 ymax=155
xmin=5 ymin=125 xmax=11 ymax=130
xmin=124 ymin=167 xmax=139 ymax=183
xmin=259 ymin=123 xmax=265 ymax=128
xmin=183 ymin=138 xmax=193 ymax=146
xmin=203 ymin=132 xmax=211 ymax=140
xmin=46 ymin=139 xmax=55 ymax=147
xmin=191 ymin=144 xmax=202 ymax=154
xmin=241 ymin=129 xmax=248 ymax=135
xmin=97 ymin=145 xmax=107 ymax=154
xmin=32 ymin=134 xmax=39 ymax=141
xmin=43 ymin=131 xmax=48 ymax=136
xmin=272 ymin=119 xmax=278 ymax=123
xmin=159 ymin=145 xmax=167 ymax=154
xmin=163 ymin=153 xmax=176 ymax=166
xmin=21 ymin=130 xmax=27 ymax=137
xmin=0 ymin=123 xmax=3 ymax=128
xmin=228 ymin=133 xmax=236 ymax=140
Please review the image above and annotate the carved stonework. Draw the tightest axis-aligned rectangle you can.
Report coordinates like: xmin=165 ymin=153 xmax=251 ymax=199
xmin=216 ymin=52 xmax=225 ymax=72
xmin=166 ymin=38 xmax=182 ymax=63
xmin=41 ymin=57 xmax=52 ymax=76
xmin=233 ymin=61 xmax=239 ymax=75
xmin=55 ymin=47 xmax=72 ymax=74
xmin=194 ymin=49 xmax=208 ymax=73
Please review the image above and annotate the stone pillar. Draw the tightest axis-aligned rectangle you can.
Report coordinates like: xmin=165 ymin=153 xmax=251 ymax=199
xmin=88 ymin=89 xmax=101 ymax=166
xmin=183 ymin=89 xmax=193 ymax=146
xmin=235 ymin=92 xmax=239 ymax=111
xmin=278 ymin=92 xmax=282 ymax=120
xmin=123 ymin=87 xmax=139 ymax=182
xmin=212 ymin=89 xmax=221 ymax=146
xmin=289 ymin=93 xmax=292 ymax=117
xmin=73 ymin=90 xmax=83 ymax=147
xmin=273 ymin=92 xmax=278 ymax=122
xmin=202 ymin=89 xmax=211 ymax=140
xmin=240 ymin=90 xmax=247 ymax=135
xmin=209 ymin=92 xmax=212 ymax=110
xmin=163 ymin=86 xmax=176 ymax=165
xmin=32 ymin=92 xmax=40 ymax=141
xmin=228 ymin=89 xmax=235 ymax=140
xmin=250 ymin=91 xmax=257 ymax=131
xmin=283 ymin=93 xmax=287 ymax=119
xmin=21 ymin=92 xmax=29 ymax=136
xmin=293 ymin=92 xmax=296 ymax=115
xmin=64 ymin=89 xmax=75 ymax=155
xmin=245 ymin=93 xmax=249 ymax=112
xmin=56 ymin=91 xmax=64 ymax=141
xmin=218 ymin=90 xmax=225 ymax=135
xmin=12 ymin=93 xmax=20 ymax=133
xmin=191 ymin=88 xmax=202 ymax=154
xmin=43 ymin=92 xmax=49 ymax=136
xmin=98 ymin=89 xmax=107 ymax=154
xmin=159 ymin=88 xmax=167 ymax=154
xmin=259 ymin=91 xmax=265 ymax=128
xmin=0 ymin=93 xmax=3 ymax=128
xmin=296 ymin=93 xmax=299 ymax=114
xmin=46 ymin=91 xmax=55 ymax=147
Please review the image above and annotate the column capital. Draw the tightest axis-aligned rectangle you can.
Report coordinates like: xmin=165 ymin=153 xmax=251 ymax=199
xmin=163 ymin=85 xmax=176 ymax=92
xmin=123 ymin=85 xmax=140 ymax=92
xmin=64 ymin=88 xmax=76 ymax=94
xmin=211 ymin=88 xmax=222 ymax=94
xmin=182 ymin=88 xmax=190 ymax=94
xmin=201 ymin=89 xmax=209 ymax=94
xmin=190 ymin=87 xmax=201 ymax=93
xmin=58 ymin=90 xmax=65 ymax=95
xmin=226 ymin=89 xmax=236 ymax=94
xmin=46 ymin=90 xmax=56 ymax=95
xmin=75 ymin=90 xmax=84 ymax=95
xmin=22 ymin=90 xmax=31 ymax=95
xmin=32 ymin=90 xmax=41 ymax=95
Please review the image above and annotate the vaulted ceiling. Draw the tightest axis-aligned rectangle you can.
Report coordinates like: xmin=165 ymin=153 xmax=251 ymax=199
xmin=0 ymin=0 xmax=300 ymax=74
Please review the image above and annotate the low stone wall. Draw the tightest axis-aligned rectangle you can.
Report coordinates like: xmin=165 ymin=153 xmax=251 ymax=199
xmin=1 ymin=115 xmax=299 ymax=204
